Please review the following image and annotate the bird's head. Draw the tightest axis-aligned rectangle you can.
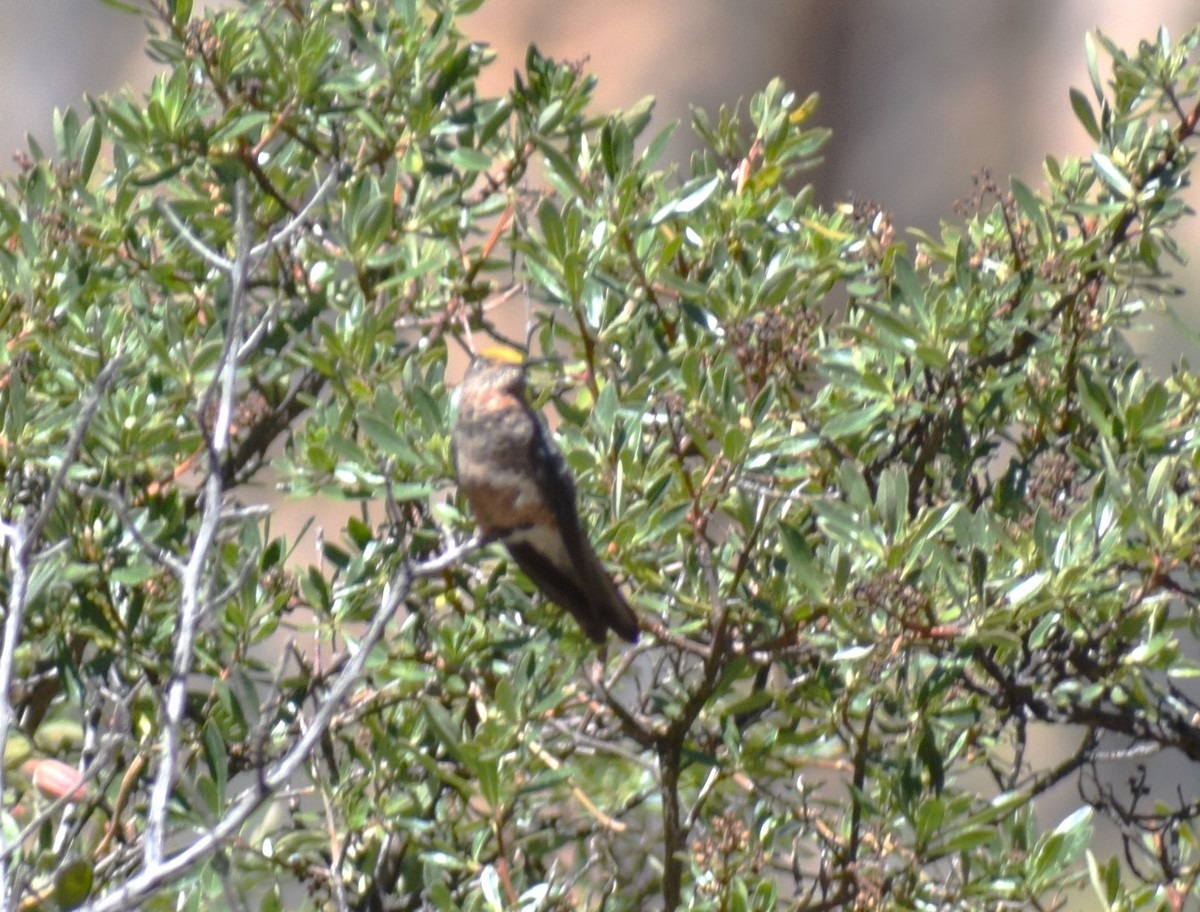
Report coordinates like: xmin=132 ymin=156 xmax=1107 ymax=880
xmin=463 ymin=345 xmax=530 ymax=397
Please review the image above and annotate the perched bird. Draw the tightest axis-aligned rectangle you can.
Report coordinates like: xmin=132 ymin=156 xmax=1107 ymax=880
xmin=452 ymin=347 xmax=639 ymax=644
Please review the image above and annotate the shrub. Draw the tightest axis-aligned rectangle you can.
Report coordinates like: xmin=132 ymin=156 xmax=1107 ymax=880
xmin=2 ymin=3 xmax=1200 ymax=909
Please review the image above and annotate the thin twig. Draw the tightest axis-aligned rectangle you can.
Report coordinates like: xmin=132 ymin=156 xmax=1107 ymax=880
xmin=249 ymin=167 xmax=338 ymax=261
xmin=145 ymin=182 xmax=251 ymax=867
xmin=521 ymin=734 xmax=628 ymax=833
xmin=75 ymin=537 xmax=482 ymax=912
xmin=683 ymin=767 xmax=721 ymax=833
xmin=0 ymin=735 xmax=124 ymax=865
xmin=156 ymin=201 xmax=235 ymax=273
xmin=0 ymin=354 xmax=122 ymax=908
xmin=237 ymin=168 xmax=340 ymax=360
xmin=73 ymin=483 xmax=186 ymax=577
xmin=27 ymin=355 xmax=126 ymax=552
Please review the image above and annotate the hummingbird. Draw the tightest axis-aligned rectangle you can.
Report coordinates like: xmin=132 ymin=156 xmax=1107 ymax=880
xmin=451 ymin=347 xmax=639 ymax=644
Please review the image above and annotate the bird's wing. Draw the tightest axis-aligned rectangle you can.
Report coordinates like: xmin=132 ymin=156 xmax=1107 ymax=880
xmin=526 ymin=415 xmax=639 ymax=643
xmin=505 ymin=540 xmax=609 ymax=643
xmin=527 ymin=420 xmax=588 ymax=566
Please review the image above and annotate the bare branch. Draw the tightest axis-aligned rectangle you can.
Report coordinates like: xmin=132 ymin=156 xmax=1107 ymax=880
xmin=0 ymin=354 xmax=123 ymax=908
xmin=76 ymin=534 xmax=479 ymax=912
xmin=156 ymin=200 xmax=235 ymax=273
xmin=73 ymin=483 xmax=187 ymax=578
xmin=145 ymin=182 xmax=252 ymax=867
xmin=237 ymin=168 xmax=339 ymax=361
xmin=249 ymin=166 xmax=339 ymax=262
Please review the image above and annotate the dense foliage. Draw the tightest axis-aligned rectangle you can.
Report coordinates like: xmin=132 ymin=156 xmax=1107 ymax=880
xmin=2 ymin=1 xmax=1200 ymax=909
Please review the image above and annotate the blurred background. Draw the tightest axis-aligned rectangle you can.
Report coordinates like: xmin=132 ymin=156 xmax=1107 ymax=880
xmin=3 ymin=2 xmax=1199 ymax=893
xmin=4 ymin=3 xmax=1197 ymax=359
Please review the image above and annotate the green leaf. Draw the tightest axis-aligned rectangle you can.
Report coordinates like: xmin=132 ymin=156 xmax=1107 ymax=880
xmin=1091 ymin=151 xmax=1133 ymax=198
xmin=53 ymin=859 xmax=94 ymax=910
xmin=533 ymin=136 xmax=590 ymax=199
xmin=1069 ymin=88 xmax=1101 ymax=141
xmin=1076 ymin=369 xmax=1115 ymax=438
xmin=820 ymin=402 xmax=888 ymax=441
xmin=1084 ymin=31 xmax=1103 ymax=102
xmin=536 ymin=197 xmax=566 ymax=259
xmin=650 ymin=176 xmax=720 ymax=224
xmin=423 ymin=699 xmax=465 ymax=764
xmin=444 ymin=146 xmax=493 ymax=172
xmin=1030 ymin=806 xmax=1093 ymax=882
xmin=1010 ymin=178 xmax=1047 ymax=238
xmin=1007 ymin=572 xmax=1048 ymax=609
xmin=359 ymin=413 xmax=410 ymax=460
xmin=77 ymin=116 xmax=103 ymax=183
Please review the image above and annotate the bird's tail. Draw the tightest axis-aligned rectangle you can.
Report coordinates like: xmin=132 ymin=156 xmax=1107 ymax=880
xmin=582 ymin=550 xmax=639 ymax=643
